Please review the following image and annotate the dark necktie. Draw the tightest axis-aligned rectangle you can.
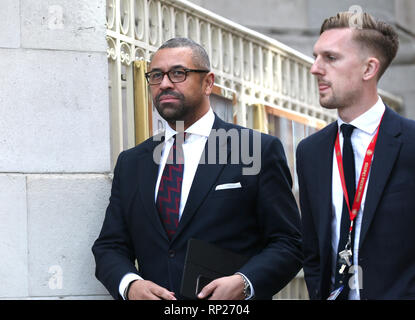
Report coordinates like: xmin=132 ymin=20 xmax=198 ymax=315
xmin=156 ymin=133 xmax=186 ymax=240
xmin=334 ymin=124 xmax=356 ymax=298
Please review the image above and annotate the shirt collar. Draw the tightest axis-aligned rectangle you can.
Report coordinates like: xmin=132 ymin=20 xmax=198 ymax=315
xmin=164 ymin=107 xmax=215 ymax=142
xmin=337 ymin=96 xmax=386 ymax=135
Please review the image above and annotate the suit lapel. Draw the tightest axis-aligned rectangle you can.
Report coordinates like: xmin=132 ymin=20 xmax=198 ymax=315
xmin=359 ymin=107 xmax=402 ymax=248
xmin=316 ymin=122 xmax=338 ymax=268
xmin=137 ymin=134 xmax=170 ymax=241
xmin=173 ymin=115 xmax=230 ymax=240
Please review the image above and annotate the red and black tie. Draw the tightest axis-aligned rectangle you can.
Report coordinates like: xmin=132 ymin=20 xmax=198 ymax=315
xmin=156 ymin=133 xmax=186 ymax=240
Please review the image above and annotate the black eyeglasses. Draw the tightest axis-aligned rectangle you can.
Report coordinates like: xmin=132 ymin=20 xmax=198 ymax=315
xmin=145 ymin=68 xmax=210 ymax=85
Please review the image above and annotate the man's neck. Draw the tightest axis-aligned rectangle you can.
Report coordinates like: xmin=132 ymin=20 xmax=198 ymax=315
xmin=338 ymin=94 xmax=379 ymax=123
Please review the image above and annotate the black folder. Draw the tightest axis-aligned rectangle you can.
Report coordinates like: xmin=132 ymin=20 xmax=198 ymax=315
xmin=180 ymin=238 xmax=250 ymax=299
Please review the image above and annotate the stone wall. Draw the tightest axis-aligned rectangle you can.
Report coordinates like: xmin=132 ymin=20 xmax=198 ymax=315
xmin=0 ymin=0 xmax=111 ymax=299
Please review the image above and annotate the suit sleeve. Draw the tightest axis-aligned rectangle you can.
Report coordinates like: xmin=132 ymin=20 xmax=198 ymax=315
xmin=296 ymin=141 xmax=321 ymax=299
xmin=91 ymin=151 xmax=140 ymax=299
xmin=239 ymin=136 xmax=303 ymax=298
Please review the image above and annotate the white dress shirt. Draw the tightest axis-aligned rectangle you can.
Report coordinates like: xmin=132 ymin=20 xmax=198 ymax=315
xmin=119 ymin=108 xmax=254 ymax=299
xmin=154 ymin=108 xmax=215 ymax=218
xmin=331 ymin=96 xmax=385 ymax=300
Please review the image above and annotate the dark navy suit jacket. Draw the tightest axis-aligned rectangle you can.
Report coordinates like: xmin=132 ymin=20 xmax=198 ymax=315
xmin=92 ymin=114 xmax=302 ymax=299
xmin=296 ymin=106 xmax=415 ymax=299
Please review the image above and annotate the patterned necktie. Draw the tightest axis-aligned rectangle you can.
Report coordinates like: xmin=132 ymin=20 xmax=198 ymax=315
xmin=334 ymin=124 xmax=356 ymax=298
xmin=156 ymin=133 xmax=186 ymax=240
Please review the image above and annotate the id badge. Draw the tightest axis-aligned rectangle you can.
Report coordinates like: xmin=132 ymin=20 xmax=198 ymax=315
xmin=327 ymin=286 xmax=343 ymax=300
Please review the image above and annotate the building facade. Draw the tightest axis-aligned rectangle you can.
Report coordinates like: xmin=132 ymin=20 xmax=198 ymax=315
xmin=190 ymin=0 xmax=415 ymax=119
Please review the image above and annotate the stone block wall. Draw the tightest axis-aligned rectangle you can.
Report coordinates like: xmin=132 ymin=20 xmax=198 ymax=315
xmin=0 ymin=0 xmax=111 ymax=299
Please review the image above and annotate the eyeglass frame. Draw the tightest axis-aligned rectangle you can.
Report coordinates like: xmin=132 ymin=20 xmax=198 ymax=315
xmin=144 ymin=67 xmax=210 ymax=85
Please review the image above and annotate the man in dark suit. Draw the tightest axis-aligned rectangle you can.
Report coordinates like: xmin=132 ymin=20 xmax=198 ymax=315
xmin=297 ymin=12 xmax=415 ymax=299
xmin=92 ymin=37 xmax=302 ymax=300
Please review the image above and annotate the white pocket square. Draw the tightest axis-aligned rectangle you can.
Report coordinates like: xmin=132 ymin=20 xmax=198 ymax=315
xmin=215 ymin=182 xmax=242 ymax=191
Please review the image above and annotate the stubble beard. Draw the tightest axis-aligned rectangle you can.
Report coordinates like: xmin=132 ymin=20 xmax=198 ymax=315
xmin=319 ymin=93 xmax=340 ymax=110
xmin=155 ymin=91 xmax=189 ymax=123
xmin=319 ymin=87 xmax=360 ymax=114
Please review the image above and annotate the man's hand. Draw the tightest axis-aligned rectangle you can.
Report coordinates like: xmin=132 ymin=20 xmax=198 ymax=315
xmin=197 ymin=274 xmax=245 ymax=300
xmin=127 ymin=280 xmax=177 ymax=300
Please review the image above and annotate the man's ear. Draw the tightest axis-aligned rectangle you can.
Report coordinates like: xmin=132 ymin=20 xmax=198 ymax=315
xmin=204 ymin=72 xmax=215 ymax=96
xmin=363 ymin=57 xmax=381 ymax=81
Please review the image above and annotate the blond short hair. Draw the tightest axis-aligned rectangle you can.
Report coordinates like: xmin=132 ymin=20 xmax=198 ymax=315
xmin=320 ymin=12 xmax=399 ymax=79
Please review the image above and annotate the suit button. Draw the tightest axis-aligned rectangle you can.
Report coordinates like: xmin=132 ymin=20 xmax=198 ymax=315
xmin=168 ymin=250 xmax=175 ymax=258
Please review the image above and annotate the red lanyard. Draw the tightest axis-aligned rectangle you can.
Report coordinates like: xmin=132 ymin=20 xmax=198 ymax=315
xmin=334 ymin=115 xmax=384 ymax=232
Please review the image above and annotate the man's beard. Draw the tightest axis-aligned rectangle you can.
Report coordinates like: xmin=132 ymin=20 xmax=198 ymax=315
xmin=154 ymin=90 xmax=189 ymax=122
xmin=320 ymin=94 xmax=340 ymax=110
xmin=319 ymin=89 xmax=357 ymax=111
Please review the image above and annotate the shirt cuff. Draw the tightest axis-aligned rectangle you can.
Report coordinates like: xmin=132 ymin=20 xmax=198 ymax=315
xmin=119 ymin=273 xmax=143 ymax=300
xmin=235 ymin=272 xmax=255 ymax=300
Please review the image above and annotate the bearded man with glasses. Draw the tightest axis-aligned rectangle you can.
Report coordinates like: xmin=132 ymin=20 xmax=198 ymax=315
xmin=92 ymin=38 xmax=302 ymax=300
